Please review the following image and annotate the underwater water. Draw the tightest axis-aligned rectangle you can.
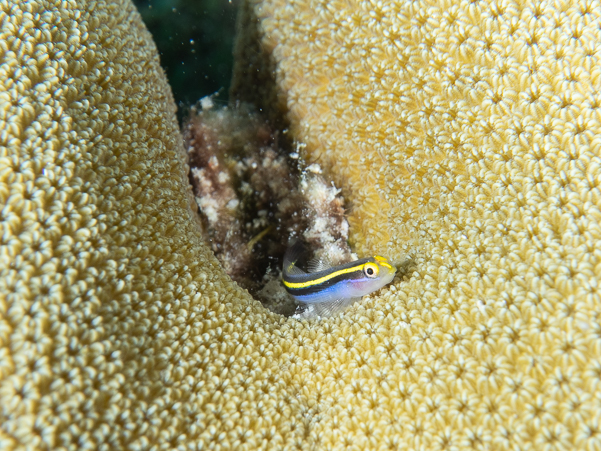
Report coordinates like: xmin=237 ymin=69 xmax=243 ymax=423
xmin=133 ymin=0 xmax=239 ymax=123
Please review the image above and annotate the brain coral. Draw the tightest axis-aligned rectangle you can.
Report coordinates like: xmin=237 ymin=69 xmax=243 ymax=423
xmin=0 ymin=0 xmax=278 ymax=448
xmin=2 ymin=0 xmax=601 ymax=450
xmin=250 ymin=0 xmax=601 ymax=448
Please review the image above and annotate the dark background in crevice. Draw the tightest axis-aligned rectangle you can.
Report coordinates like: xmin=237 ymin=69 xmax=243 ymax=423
xmin=133 ymin=0 xmax=240 ymax=124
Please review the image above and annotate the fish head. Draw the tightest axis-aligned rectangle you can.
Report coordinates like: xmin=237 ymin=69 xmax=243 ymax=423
xmin=371 ymin=255 xmax=397 ymax=285
xmin=347 ymin=255 xmax=397 ymax=297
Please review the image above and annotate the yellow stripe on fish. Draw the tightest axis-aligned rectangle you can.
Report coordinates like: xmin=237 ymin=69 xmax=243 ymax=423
xmin=282 ymin=262 xmax=376 ymax=289
xmin=282 ymin=241 xmax=396 ymax=308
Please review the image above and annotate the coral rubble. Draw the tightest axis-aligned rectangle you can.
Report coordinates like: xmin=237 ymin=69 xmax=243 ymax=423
xmin=184 ymin=101 xmax=354 ymax=314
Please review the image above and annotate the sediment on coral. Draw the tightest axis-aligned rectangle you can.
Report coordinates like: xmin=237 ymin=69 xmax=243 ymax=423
xmin=184 ymin=100 xmax=354 ymax=315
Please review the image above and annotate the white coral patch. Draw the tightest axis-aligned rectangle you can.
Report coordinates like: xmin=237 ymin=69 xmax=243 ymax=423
xmin=198 ymin=196 xmax=220 ymax=224
xmin=306 ymin=163 xmax=322 ymax=174
xmin=226 ymin=199 xmax=239 ymax=210
xmin=208 ymin=155 xmax=219 ymax=169
xmin=218 ymin=171 xmax=230 ymax=184
xmin=200 ymin=95 xmax=214 ymax=110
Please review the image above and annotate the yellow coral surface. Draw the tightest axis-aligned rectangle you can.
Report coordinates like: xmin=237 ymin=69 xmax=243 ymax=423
xmin=0 ymin=0 xmax=276 ymax=448
xmin=3 ymin=0 xmax=601 ymax=450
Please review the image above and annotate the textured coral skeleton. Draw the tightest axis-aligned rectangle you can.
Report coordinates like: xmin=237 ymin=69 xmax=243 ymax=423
xmin=1 ymin=0 xmax=601 ymax=450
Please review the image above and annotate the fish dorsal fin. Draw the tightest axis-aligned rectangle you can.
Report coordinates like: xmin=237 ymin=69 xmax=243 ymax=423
xmin=283 ymin=240 xmax=307 ymax=276
xmin=307 ymin=257 xmax=331 ymax=273
xmin=286 ymin=264 xmax=306 ymax=276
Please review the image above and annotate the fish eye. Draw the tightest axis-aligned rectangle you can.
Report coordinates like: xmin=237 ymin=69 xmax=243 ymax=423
xmin=364 ymin=263 xmax=379 ymax=278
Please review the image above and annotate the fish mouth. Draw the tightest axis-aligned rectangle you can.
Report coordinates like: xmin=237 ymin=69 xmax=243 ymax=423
xmin=378 ymin=269 xmax=396 ymax=286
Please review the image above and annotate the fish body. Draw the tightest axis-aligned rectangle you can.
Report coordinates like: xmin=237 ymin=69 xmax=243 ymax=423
xmin=282 ymin=241 xmax=396 ymax=310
